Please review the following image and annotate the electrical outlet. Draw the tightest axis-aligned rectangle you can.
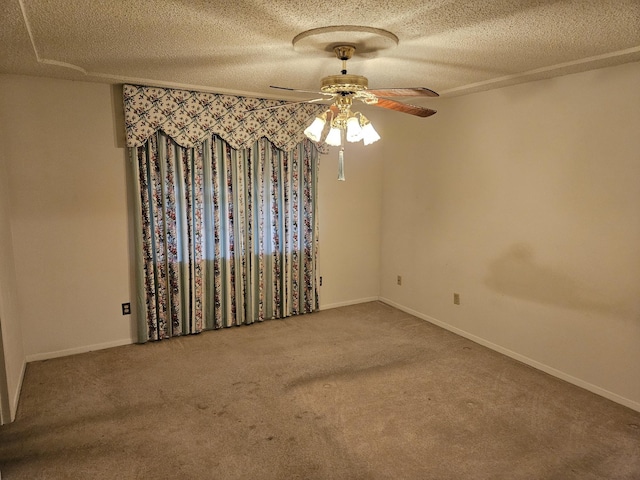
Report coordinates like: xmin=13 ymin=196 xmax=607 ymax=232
xmin=397 ymin=275 xmax=402 ymax=286
xmin=453 ymin=293 xmax=460 ymax=305
xmin=122 ymin=303 xmax=131 ymax=315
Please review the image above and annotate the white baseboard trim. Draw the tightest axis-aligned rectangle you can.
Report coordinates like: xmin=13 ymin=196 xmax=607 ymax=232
xmin=379 ymin=297 xmax=640 ymax=413
xmin=10 ymin=359 xmax=26 ymax=422
xmin=319 ymin=296 xmax=380 ymax=311
xmin=25 ymin=338 xmax=134 ymax=363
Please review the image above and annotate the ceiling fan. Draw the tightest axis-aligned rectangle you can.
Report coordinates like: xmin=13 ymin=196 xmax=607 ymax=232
xmin=263 ymin=44 xmax=439 ymax=179
xmin=268 ymin=45 xmax=438 ymax=145
xmin=273 ymin=45 xmax=438 ymax=115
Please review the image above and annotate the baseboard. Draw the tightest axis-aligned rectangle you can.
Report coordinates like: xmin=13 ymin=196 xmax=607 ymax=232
xmin=10 ymin=358 xmax=26 ymax=422
xmin=319 ymin=296 xmax=380 ymax=311
xmin=379 ymin=297 xmax=640 ymax=413
xmin=25 ymin=338 xmax=134 ymax=363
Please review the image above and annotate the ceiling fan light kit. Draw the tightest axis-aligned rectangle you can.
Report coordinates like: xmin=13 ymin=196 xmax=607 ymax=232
xmin=304 ymin=97 xmax=381 ymax=146
xmin=275 ymin=27 xmax=439 ymax=180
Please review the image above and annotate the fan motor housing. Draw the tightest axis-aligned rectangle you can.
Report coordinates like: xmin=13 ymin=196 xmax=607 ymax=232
xmin=321 ymin=74 xmax=368 ymax=94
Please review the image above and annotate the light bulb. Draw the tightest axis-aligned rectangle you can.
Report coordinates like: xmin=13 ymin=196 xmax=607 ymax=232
xmin=361 ymin=122 xmax=381 ymax=145
xmin=325 ymin=126 xmax=342 ymax=146
xmin=346 ymin=116 xmax=363 ymax=142
xmin=303 ymin=115 xmax=326 ymax=142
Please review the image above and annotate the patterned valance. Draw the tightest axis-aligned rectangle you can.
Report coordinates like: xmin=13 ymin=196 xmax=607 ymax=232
xmin=123 ymin=84 xmax=326 ymax=151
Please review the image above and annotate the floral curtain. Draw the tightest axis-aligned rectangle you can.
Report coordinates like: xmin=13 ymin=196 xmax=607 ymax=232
xmin=124 ymin=85 xmax=321 ymax=342
xmin=123 ymin=84 xmax=325 ymax=151
xmin=130 ymin=133 xmax=319 ymax=342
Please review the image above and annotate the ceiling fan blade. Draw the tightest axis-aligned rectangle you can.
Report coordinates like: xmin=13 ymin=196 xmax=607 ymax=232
xmin=367 ymin=87 xmax=439 ymax=98
xmin=247 ymin=98 xmax=328 ymax=112
xmin=373 ymin=98 xmax=437 ymax=117
xmin=270 ymin=85 xmax=333 ymax=96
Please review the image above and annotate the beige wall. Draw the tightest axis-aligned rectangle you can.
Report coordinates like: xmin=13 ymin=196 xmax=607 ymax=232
xmin=317 ymin=113 xmax=383 ymax=308
xmin=379 ymin=61 xmax=640 ymax=409
xmin=0 ymin=75 xmax=136 ymax=360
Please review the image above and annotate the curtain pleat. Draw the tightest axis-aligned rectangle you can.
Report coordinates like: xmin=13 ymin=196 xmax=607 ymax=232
xmin=131 ymin=132 xmax=319 ymax=342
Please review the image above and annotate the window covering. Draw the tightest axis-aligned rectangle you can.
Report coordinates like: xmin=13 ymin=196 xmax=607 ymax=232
xmin=123 ymin=84 xmax=326 ymax=151
xmin=130 ymin=133 xmax=319 ymax=342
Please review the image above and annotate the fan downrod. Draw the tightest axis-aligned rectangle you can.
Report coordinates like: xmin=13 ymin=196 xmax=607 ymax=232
xmin=320 ymin=45 xmax=368 ymax=94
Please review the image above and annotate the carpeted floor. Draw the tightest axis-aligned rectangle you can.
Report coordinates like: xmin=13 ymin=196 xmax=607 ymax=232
xmin=0 ymin=301 xmax=639 ymax=479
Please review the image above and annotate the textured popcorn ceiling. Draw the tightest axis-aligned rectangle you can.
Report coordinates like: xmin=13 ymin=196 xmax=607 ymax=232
xmin=1 ymin=0 xmax=639 ymax=101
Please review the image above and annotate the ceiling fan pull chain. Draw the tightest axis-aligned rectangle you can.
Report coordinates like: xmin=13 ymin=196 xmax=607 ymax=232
xmin=338 ymin=148 xmax=345 ymax=181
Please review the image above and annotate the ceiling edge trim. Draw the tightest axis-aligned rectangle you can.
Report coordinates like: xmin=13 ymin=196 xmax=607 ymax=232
xmin=16 ymin=2 xmax=292 ymax=99
xmin=441 ymin=45 xmax=640 ymax=96
xmin=93 ymin=73 xmax=288 ymax=99
xmin=19 ymin=0 xmax=89 ymax=75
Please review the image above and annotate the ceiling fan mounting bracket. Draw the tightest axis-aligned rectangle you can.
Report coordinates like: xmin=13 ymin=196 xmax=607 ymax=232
xmin=333 ymin=45 xmax=355 ymax=61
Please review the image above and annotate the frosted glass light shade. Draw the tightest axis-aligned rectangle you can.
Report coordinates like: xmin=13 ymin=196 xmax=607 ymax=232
xmin=346 ymin=116 xmax=363 ymax=142
xmin=325 ymin=127 xmax=342 ymax=146
xmin=361 ymin=122 xmax=381 ymax=145
xmin=303 ymin=116 xmax=326 ymax=142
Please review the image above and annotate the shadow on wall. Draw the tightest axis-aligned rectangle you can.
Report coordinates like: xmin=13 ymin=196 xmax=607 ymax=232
xmin=111 ymin=84 xmax=126 ymax=149
xmin=485 ymin=243 xmax=631 ymax=318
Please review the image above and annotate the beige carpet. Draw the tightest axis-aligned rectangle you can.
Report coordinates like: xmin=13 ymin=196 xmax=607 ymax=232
xmin=0 ymin=302 xmax=638 ymax=479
